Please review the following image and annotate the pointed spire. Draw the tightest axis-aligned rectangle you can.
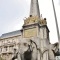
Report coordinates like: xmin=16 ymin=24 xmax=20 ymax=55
xmin=30 ymin=0 xmax=40 ymax=17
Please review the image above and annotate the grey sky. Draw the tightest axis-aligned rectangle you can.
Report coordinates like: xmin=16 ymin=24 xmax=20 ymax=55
xmin=0 ymin=0 xmax=60 ymax=43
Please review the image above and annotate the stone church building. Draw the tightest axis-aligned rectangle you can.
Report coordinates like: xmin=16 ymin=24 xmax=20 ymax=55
xmin=0 ymin=0 xmax=59 ymax=60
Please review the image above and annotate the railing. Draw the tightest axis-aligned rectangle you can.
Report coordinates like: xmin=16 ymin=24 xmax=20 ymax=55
xmin=1 ymin=50 xmax=14 ymax=54
xmin=0 ymin=42 xmax=16 ymax=47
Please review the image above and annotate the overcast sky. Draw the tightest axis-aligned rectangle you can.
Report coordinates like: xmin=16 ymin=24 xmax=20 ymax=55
xmin=0 ymin=0 xmax=60 ymax=44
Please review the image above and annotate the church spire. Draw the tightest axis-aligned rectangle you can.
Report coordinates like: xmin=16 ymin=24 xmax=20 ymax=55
xmin=30 ymin=0 xmax=40 ymax=17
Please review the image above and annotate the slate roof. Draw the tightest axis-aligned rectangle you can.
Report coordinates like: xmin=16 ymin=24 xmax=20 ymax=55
xmin=0 ymin=30 xmax=22 ymax=39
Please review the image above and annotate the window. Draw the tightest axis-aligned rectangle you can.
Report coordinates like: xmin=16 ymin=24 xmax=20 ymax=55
xmin=4 ymin=47 xmax=7 ymax=51
xmin=2 ymin=41 xmax=3 ymax=44
xmin=1 ymin=48 xmax=2 ymax=52
xmin=6 ymin=47 xmax=7 ymax=51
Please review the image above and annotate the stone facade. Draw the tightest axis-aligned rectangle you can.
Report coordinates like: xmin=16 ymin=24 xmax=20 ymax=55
xmin=0 ymin=0 xmax=59 ymax=60
xmin=0 ymin=17 xmax=58 ymax=60
xmin=0 ymin=30 xmax=22 ymax=60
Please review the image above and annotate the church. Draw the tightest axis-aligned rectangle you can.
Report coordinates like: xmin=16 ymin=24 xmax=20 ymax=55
xmin=0 ymin=0 xmax=60 ymax=60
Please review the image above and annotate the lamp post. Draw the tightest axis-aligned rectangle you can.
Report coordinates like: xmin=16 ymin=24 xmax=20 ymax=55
xmin=52 ymin=0 xmax=60 ymax=52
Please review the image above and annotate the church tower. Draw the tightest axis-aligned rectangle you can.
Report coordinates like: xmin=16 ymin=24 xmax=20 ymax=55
xmin=23 ymin=0 xmax=49 ymax=42
xmin=22 ymin=0 xmax=50 ymax=59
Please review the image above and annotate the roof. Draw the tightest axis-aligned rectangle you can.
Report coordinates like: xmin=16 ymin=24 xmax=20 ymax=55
xmin=0 ymin=30 xmax=22 ymax=39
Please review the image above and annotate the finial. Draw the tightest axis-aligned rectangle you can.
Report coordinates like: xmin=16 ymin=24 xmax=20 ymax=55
xmin=40 ymin=14 xmax=43 ymax=20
